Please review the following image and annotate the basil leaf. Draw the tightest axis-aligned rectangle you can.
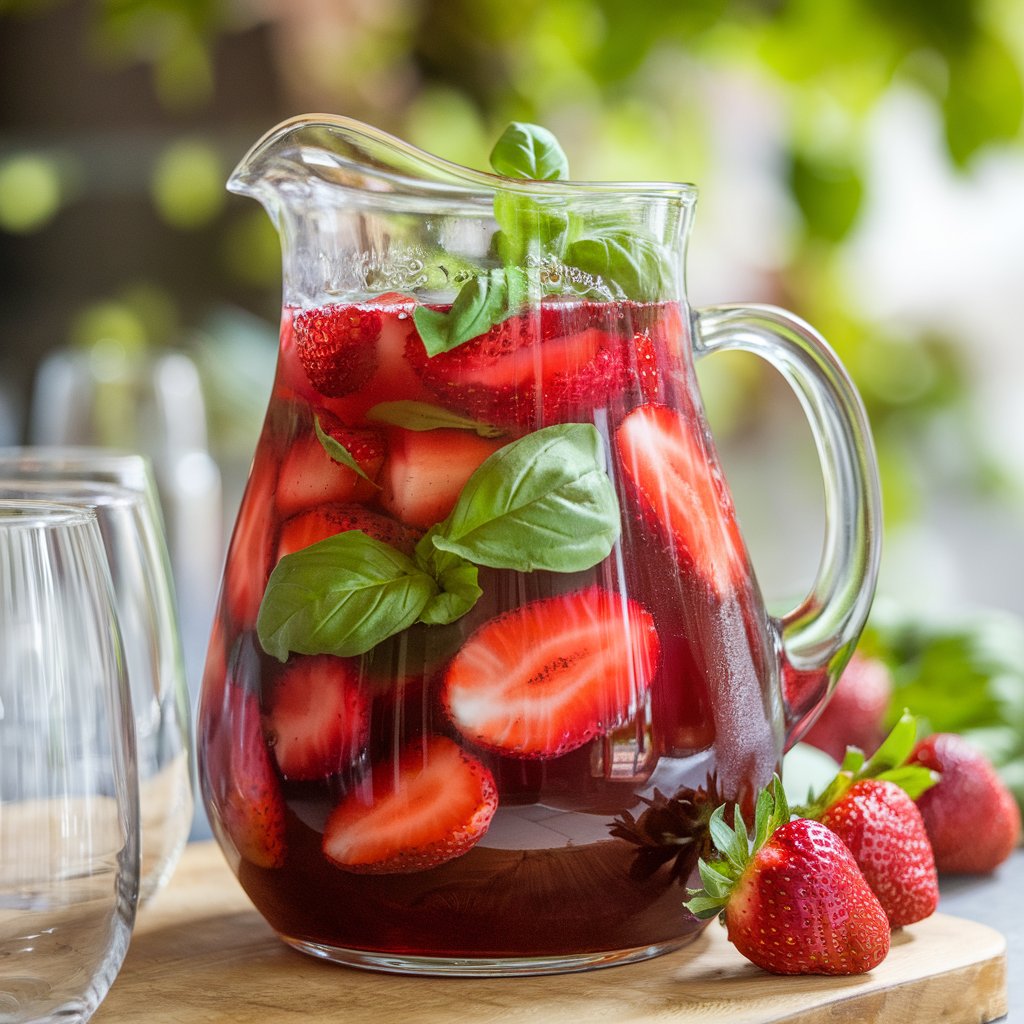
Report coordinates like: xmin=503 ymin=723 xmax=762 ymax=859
xmin=367 ymin=401 xmax=505 ymax=437
xmin=489 ymin=122 xmax=570 ymax=181
xmin=493 ymin=192 xmax=571 ymax=266
xmin=412 ymin=267 xmax=529 ymax=357
xmin=564 ymin=229 xmax=676 ymax=302
xmin=314 ymin=415 xmax=376 ymax=485
xmin=256 ymin=531 xmax=437 ymax=661
xmin=430 ymin=423 xmax=620 ymax=573
xmin=413 ymin=528 xmax=483 ymax=625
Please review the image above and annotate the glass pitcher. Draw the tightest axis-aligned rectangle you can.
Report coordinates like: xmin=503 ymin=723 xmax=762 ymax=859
xmin=197 ymin=115 xmax=881 ymax=976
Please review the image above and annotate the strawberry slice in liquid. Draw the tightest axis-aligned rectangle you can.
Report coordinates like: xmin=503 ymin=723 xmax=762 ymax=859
xmin=441 ymin=585 xmax=660 ymax=759
xmin=616 ymin=403 xmax=749 ymax=599
xmin=322 ymin=735 xmax=497 ymax=874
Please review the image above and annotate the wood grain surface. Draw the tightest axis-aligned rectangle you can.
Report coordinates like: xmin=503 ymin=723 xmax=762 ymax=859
xmin=95 ymin=841 xmax=1008 ymax=1024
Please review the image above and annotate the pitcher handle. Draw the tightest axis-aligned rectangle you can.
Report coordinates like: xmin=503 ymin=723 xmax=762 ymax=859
xmin=693 ymin=304 xmax=883 ymax=746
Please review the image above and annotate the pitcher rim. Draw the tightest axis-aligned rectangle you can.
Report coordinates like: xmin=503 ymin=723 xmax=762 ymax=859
xmin=228 ymin=113 xmax=700 ymax=205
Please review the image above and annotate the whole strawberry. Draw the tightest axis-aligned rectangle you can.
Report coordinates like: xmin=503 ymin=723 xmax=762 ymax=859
xmin=909 ymin=733 xmax=1022 ymax=874
xmin=802 ymin=653 xmax=893 ymax=762
xmin=685 ymin=778 xmax=890 ymax=976
xmin=799 ymin=712 xmax=939 ymax=928
xmin=818 ymin=781 xmax=936 ymax=927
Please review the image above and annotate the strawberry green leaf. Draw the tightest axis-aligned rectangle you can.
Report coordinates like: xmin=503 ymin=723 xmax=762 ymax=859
xmin=683 ymin=893 xmax=726 ymax=920
xmin=708 ymin=805 xmax=747 ymax=873
xmin=798 ymin=710 xmax=936 ymax=817
xmin=683 ymin=776 xmax=792 ymax=922
xmin=860 ymin=708 xmax=918 ymax=775
xmin=752 ymin=785 xmax=774 ymax=851
xmin=696 ymin=858 xmax=735 ymax=898
xmin=366 ymin=401 xmax=505 ymax=438
xmin=314 ymin=415 xmax=378 ymax=486
xmin=840 ymin=747 xmax=867 ymax=774
xmin=876 ymin=764 xmax=938 ymax=800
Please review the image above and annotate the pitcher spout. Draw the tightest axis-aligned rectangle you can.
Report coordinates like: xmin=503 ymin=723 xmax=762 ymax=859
xmin=227 ymin=113 xmax=494 ymax=216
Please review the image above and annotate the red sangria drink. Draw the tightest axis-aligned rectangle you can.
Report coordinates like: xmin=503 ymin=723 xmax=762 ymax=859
xmin=199 ymin=116 xmax=881 ymax=975
xmin=199 ymin=294 xmax=783 ymax=972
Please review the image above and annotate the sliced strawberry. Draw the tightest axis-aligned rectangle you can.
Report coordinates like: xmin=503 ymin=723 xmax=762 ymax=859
xmin=405 ymin=300 xmax=661 ymax=429
xmin=615 ymin=403 xmax=748 ymax=598
xmin=441 ymin=585 xmax=660 ymax=759
xmin=265 ymin=655 xmax=370 ymax=781
xmin=203 ymin=679 xmax=286 ymax=869
xmin=378 ymin=427 xmax=505 ymax=529
xmin=223 ymin=446 xmax=277 ymax=628
xmin=294 ymin=304 xmax=381 ymax=398
xmin=322 ymin=735 xmax=497 ymax=874
xmin=362 ymin=300 xmax=434 ymax=405
xmin=275 ymin=416 xmax=384 ymax=517
xmin=276 ymin=503 xmax=421 ymax=562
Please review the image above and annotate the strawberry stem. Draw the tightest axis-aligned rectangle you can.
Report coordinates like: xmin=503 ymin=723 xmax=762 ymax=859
xmin=796 ymin=709 xmax=938 ymax=818
xmin=684 ymin=776 xmax=790 ymax=922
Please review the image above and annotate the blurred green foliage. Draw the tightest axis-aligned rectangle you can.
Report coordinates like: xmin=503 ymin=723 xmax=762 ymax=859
xmin=862 ymin=598 xmax=1024 ymax=809
xmin=2 ymin=0 xmax=1023 ymax=512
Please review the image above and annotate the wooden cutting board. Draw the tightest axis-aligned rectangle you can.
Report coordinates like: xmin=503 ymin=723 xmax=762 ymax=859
xmin=95 ymin=841 xmax=1007 ymax=1024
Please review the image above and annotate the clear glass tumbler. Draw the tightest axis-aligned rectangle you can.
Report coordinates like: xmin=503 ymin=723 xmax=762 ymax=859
xmin=0 ymin=449 xmax=193 ymax=902
xmin=0 ymin=500 xmax=140 ymax=1023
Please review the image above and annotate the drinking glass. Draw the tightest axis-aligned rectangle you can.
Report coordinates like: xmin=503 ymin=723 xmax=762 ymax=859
xmin=0 ymin=500 xmax=139 ymax=1023
xmin=0 ymin=451 xmax=193 ymax=903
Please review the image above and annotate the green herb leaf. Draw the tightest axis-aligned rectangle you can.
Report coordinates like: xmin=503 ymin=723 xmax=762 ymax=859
xmin=367 ymin=401 xmax=505 ymax=437
xmin=489 ymin=122 xmax=570 ymax=181
xmin=492 ymin=192 xmax=571 ymax=266
xmin=564 ymin=229 xmax=676 ymax=302
xmin=414 ymin=528 xmax=482 ymax=626
xmin=412 ymin=267 xmax=528 ymax=356
xmin=429 ymin=423 xmax=620 ymax=573
xmin=314 ymin=415 xmax=377 ymax=485
xmin=256 ymin=531 xmax=438 ymax=661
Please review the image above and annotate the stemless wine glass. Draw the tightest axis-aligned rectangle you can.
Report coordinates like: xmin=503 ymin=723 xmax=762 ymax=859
xmin=0 ymin=450 xmax=193 ymax=903
xmin=0 ymin=500 xmax=139 ymax=1023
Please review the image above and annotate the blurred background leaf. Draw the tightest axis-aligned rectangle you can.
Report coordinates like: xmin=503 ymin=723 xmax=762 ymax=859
xmin=2 ymin=0 xmax=1024 ymax=760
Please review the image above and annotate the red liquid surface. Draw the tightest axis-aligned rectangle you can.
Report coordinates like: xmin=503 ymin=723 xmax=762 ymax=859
xmin=198 ymin=297 xmax=783 ymax=961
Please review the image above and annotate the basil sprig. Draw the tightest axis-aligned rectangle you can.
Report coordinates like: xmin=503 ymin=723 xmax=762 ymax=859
xmin=366 ymin=401 xmax=504 ymax=437
xmin=256 ymin=423 xmax=620 ymax=661
xmin=411 ymin=122 xmax=676 ymax=357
